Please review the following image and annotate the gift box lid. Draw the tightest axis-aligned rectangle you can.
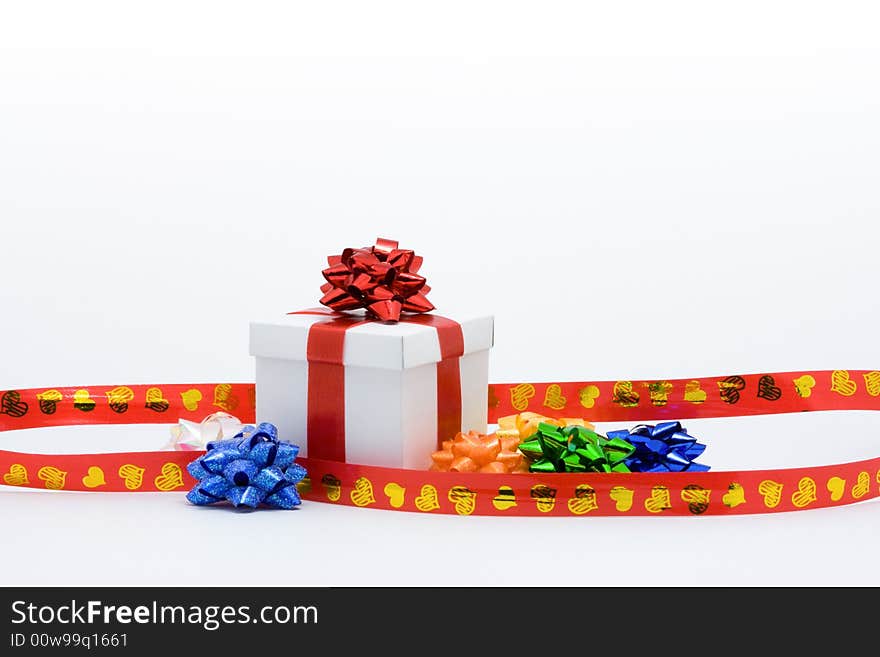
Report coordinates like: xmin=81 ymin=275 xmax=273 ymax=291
xmin=250 ymin=312 xmax=494 ymax=370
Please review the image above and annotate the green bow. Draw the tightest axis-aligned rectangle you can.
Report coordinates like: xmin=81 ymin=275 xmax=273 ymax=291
xmin=519 ymin=422 xmax=635 ymax=473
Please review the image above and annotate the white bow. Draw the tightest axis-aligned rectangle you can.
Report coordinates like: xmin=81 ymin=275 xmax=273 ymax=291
xmin=165 ymin=412 xmax=245 ymax=451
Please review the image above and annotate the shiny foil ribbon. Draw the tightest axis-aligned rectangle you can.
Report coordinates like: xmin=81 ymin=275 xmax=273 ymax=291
xmin=186 ymin=422 xmax=306 ymax=509
xmin=430 ymin=430 xmax=527 ymax=473
xmin=519 ymin=422 xmax=635 ymax=473
xmin=607 ymin=421 xmax=710 ymax=473
xmin=319 ymin=237 xmax=434 ymax=322
xmin=165 ymin=412 xmax=244 ymax=451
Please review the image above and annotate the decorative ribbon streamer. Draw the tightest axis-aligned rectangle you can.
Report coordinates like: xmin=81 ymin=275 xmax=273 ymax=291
xmin=4 ymin=371 xmax=880 ymax=432
xmin=518 ymin=422 xmax=635 ymax=473
xmin=1 ymin=371 xmax=880 ymax=515
xmin=607 ymin=422 xmax=710 ymax=473
xmin=319 ymin=237 xmax=434 ymax=322
xmin=186 ymin=423 xmax=306 ymax=509
xmin=487 ymin=370 xmax=880 ymax=423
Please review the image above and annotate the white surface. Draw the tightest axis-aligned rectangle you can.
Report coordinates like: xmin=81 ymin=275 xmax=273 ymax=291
xmin=2 ymin=2 xmax=880 ymax=585
xmin=2 ymin=489 xmax=878 ymax=587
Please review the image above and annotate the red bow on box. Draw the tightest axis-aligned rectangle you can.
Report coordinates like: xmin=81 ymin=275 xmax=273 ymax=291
xmin=319 ymin=237 xmax=435 ymax=322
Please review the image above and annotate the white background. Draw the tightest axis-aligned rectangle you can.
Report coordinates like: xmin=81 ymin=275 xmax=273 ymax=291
xmin=1 ymin=1 xmax=878 ymax=586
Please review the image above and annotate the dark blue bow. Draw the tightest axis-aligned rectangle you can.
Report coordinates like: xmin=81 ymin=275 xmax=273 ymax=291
xmin=186 ymin=422 xmax=306 ymax=509
xmin=607 ymin=421 xmax=710 ymax=473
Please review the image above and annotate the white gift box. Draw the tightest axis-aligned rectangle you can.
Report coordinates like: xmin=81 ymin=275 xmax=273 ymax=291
xmin=249 ymin=312 xmax=494 ymax=468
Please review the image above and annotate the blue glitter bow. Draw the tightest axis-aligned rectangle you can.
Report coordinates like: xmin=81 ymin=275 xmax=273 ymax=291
xmin=186 ymin=422 xmax=306 ymax=509
xmin=606 ymin=421 xmax=710 ymax=473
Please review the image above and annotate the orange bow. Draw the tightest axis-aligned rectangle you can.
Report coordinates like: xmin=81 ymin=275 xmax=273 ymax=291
xmin=430 ymin=430 xmax=527 ymax=473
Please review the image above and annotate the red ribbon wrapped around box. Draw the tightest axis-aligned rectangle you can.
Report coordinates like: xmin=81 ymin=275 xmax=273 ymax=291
xmin=288 ymin=307 xmax=467 ymax=462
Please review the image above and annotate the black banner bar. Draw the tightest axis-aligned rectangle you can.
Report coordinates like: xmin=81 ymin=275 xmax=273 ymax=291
xmin=0 ymin=587 xmax=873 ymax=651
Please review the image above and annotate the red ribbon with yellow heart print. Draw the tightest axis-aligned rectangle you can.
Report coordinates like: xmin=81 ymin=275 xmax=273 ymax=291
xmin=1 ymin=370 xmax=879 ymax=515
